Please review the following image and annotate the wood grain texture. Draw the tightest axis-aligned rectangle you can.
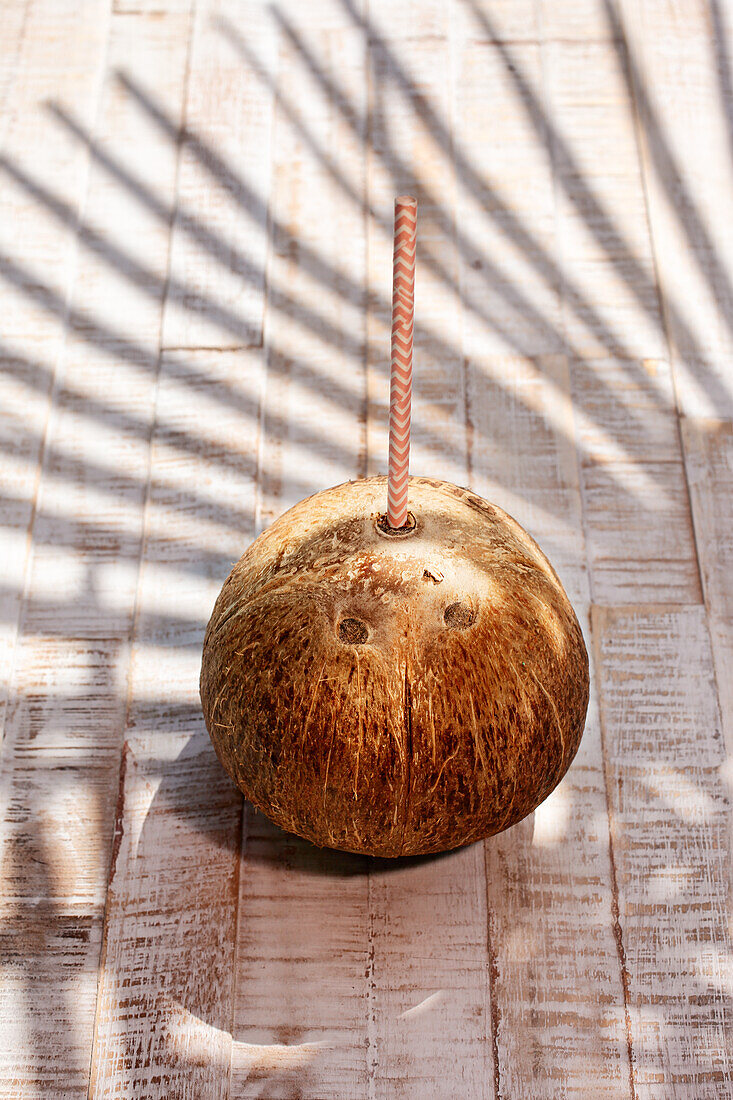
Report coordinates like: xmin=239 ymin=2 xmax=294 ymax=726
xmin=253 ymin=0 xmax=367 ymax=532
xmin=544 ymin=33 xmax=666 ymax=362
xmin=363 ymin=2 xmax=493 ymax=1095
xmin=365 ymin=0 xmax=466 ymax=489
xmin=536 ymin=21 xmax=700 ymax=606
xmin=456 ymin=1 xmax=700 ymax=607
xmin=230 ymin=3 xmax=370 ymax=1097
xmin=1 ymin=0 xmax=732 ymax=1095
xmin=620 ymin=0 xmax=733 ymax=420
xmin=368 ymin=843 xmax=490 ymax=1100
xmin=593 ymin=607 xmax=733 ymax=1098
xmin=0 ymin=9 xmax=193 ymax=1096
xmin=161 ymin=0 xmax=276 ymax=351
xmin=90 ymin=739 xmax=240 ymax=1100
xmin=0 ymin=2 xmax=31 ymax=131
xmin=568 ymin=356 xmax=702 ymax=607
xmin=235 ymin=811 xmax=370 ymax=1099
xmin=89 ymin=345 xmax=265 ymax=1096
xmin=0 ymin=0 xmax=110 ymax=749
xmin=452 ymin=8 xmax=633 ymax=1088
xmin=682 ymin=418 xmax=733 ymax=763
xmin=450 ymin=8 xmax=562 ymax=363
xmin=465 ymin=352 xmax=631 ymax=1098
xmin=0 ymin=1 xmax=112 ymax=1095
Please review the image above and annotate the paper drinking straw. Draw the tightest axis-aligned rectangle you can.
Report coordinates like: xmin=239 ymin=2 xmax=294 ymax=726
xmin=387 ymin=195 xmax=417 ymax=528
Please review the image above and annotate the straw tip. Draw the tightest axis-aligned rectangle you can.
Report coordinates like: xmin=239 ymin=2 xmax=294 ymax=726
xmin=395 ymin=194 xmax=417 ymax=207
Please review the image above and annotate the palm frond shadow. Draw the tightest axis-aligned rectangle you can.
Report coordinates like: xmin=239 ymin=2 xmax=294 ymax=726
xmin=0 ymin=55 xmax=705 ymax=556
xmin=2 ymin=0 xmax=732 ymax=1090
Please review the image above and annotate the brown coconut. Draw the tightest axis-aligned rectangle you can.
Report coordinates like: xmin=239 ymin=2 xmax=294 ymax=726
xmin=200 ymin=475 xmax=589 ymax=858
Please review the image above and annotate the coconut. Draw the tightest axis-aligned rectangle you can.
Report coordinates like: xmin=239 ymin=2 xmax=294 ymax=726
xmin=200 ymin=475 xmax=589 ymax=858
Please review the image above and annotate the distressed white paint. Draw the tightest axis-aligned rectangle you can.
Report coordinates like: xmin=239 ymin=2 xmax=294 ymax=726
xmin=593 ymin=607 xmax=733 ymax=1098
xmin=0 ymin=0 xmax=111 ymax=747
xmin=1 ymin=1 xmax=732 ymax=1097
xmin=365 ymin=4 xmax=494 ymax=1096
xmin=230 ymin=5 xmax=370 ymax=1097
xmin=620 ymin=0 xmax=733 ymax=419
xmin=0 ymin=8 xmax=194 ymax=1096
xmin=161 ymin=0 xmax=276 ymax=350
xmin=87 ymin=341 xmax=265 ymax=1100
xmin=682 ymin=420 xmax=733 ymax=755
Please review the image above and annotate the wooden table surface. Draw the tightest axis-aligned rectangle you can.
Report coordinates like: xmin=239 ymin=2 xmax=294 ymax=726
xmin=1 ymin=0 xmax=732 ymax=1096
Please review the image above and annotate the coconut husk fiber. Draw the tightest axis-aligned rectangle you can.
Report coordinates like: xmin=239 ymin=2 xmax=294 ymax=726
xmin=200 ymin=475 xmax=589 ymax=858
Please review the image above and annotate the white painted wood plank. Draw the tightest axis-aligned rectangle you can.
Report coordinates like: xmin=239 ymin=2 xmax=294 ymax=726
xmin=227 ymin=4 xmax=370 ymax=1098
xmin=0 ymin=2 xmax=110 ymax=349
xmin=0 ymin=8 xmax=110 ymax=1096
xmin=452 ymin=0 xmax=653 ymax=367
xmin=113 ymin=0 xmax=191 ymax=11
xmin=89 ymin=347 xmax=265 ymax=1098
xmin=365 ymin=4 xmax=466 ymax=494
xmin=367 ymin=845 xmax=491 ymax=1100
xmin=576 ymin=455 xmax=701 ymax=606
xmin=0 ymin=11 xmax=194 ymax=1096
xmin=0 ymin=0 xmax=110 ymax=746
xmin=682 ymin=418 xmax=733 ymax=760
xmin=91 ymin=742 xmax=238 ymax=1100
xmin=251 ymin=13 xmax=368 ymax=532
xmin=569 ymin=356 xmax=679 ymax=466
xmin=0 ymin=1 xmax=31 ymax=130
xmin=458 ymin=0 xmax=622 ymax=45
xmin=568 ymin=357 xmax=701 ymax=608
xmin=236 ymin=810 xmax=370 ymax=1098
xmin=593 ymin=606 xmax=733 ymax=1098
xmin=466 ymin=0 xmax=617 ymax=43
xmin=543 ymin=33 xmax=665 ymax=361
xmin=465 ymin=356 xmax=589 ymax=610
xmin=620 ymin=0 xmax=733 ymax=419
xmin=534 ymin=20 xmax=700 ymax=605
xmin=465 ymin=352 xmax=632 ymax=1098
xmin=448 ymin=18 xmax=562 ymax=363
xmin=451 ymin=7 xmax=633 ymax=1089
xmin=542 ymin=0 xmax=618 ymax=40
xmin=565 ymin=355 xmax=698 ymax=608
xmin=454 ymin=3 xmax=700 ymax=606
xmin=161 ymin=0 xmax=276 ymax=351
xmin=363 ymin=3 xmax=493 ymax=1095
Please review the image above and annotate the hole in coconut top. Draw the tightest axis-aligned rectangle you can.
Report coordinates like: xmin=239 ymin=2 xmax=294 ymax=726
xmin=444 ymin=601 xmax=476 ymax=629
xmin=338 ymin=617 xmax=369 ymax=645
xmin=375 ymin=511 xmax=417 ymax=538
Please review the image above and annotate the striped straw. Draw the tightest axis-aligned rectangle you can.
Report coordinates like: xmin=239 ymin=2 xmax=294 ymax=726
xmin=387 ymin=195 xmax=417 ymax=528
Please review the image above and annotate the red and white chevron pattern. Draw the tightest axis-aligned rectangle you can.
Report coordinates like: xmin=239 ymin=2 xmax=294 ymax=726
xmin=387 ymin=195 xmax=416 ymax=528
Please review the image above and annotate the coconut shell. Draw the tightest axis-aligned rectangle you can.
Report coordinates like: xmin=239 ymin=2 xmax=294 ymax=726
xmin=200 ymin=476 xmax=589 ymax=858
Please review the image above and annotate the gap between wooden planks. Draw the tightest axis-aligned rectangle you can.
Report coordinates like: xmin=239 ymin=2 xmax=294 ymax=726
xmin=0 ymin=0 xmax=730 ymax=1096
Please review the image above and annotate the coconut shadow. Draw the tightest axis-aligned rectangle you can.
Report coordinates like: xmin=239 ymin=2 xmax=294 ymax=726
xmin=144 ymin=723 xmax=477 ymax=877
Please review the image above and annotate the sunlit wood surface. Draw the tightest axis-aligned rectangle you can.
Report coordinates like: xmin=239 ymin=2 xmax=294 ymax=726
xmin=1 ymin=0 xmax=732 ymax=1096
